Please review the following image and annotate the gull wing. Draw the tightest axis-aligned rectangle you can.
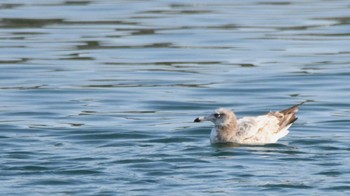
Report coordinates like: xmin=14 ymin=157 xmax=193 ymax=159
xmin=236 ymin=115 xmax=280 ymax=142
xmin=236 ymin=102 xmax=304 ymax=143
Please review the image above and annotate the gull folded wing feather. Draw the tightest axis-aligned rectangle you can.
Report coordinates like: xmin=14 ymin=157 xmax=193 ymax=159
xmin=237 ymin=115 xmax=281 ymax=144
xmin=236 ymin=117 xmax=260 ymax=140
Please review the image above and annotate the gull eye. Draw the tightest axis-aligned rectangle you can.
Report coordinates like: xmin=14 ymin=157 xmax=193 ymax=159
xmin=214 ymin=113 xmax=221 ymax=118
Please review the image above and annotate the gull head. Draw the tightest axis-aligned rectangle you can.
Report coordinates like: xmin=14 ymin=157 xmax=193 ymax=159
xmin=194 ymin=108 xmax=236 ymax=127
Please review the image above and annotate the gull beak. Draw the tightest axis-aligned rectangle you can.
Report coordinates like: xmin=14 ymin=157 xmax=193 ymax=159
xmin=194 ymin=116 xmax=208 ymax=123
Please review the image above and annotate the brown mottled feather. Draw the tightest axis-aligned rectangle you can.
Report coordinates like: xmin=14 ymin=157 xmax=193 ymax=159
xmin=270 ymin=102 xmax=305 ymax=132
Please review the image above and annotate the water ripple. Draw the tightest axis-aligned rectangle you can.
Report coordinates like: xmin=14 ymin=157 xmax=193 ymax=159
xmin=0 ymin=0 xmax=350 ymax=195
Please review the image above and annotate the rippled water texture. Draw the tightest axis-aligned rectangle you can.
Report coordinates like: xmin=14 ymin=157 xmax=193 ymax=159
xmin=1 ymin=0 xmax=350 ymax=195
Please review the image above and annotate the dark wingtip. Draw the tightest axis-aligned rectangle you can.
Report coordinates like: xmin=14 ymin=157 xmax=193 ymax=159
xmin=280 ymin=101 xmax=306 ymax=114
xmin=194 ymin=118 xmax=200 ymax=123
xmin=277 ymin=102 xmax=305 ymax=129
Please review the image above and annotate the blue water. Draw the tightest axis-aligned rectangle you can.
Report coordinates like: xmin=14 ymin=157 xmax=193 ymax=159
xmin=1 ymin=0 xmax=350 ymax=195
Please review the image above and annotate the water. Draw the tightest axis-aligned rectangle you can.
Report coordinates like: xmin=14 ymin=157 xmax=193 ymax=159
xmin=1 ymin=0 xmax=350 ymax=195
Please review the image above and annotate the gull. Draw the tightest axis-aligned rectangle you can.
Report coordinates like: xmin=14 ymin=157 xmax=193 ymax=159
xmin=194 ymin=102 xmax=304 ymax=145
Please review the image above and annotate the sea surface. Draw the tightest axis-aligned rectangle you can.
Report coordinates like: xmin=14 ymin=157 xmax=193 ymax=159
xmin=1 ymin=0 xmax=350 ymax=195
